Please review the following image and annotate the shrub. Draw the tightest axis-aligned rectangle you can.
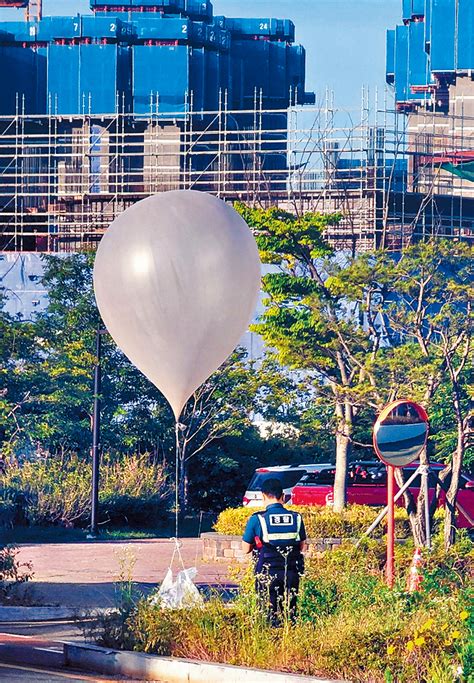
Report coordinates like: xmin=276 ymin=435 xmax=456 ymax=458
xmin=0 ymin=545 xmax=33 ymax=604
xmin=213 ymin=504 xmax=433 ymax=539
xmin=0 ymin=453 xmax=170 ymax=528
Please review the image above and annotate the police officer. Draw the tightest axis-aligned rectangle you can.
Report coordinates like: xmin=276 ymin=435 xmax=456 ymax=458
xmin=242 ymin=477 xmax=306 ymax=626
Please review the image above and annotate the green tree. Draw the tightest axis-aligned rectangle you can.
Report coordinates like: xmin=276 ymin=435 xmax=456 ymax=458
xmin=2 ymin=253 xmax=304 ymax=516
xmin=0 ymin=288 xmax=44 ymax=458
xmin=1 ymin=254 xmax=175 ymax=458
xmin=316 ymin=242 xmax=473 ymax=546
xmin=175 ymin=351 xmax=309 ymax=513
xmin=235 ymin=204 xmax=388 ymax=512
xmin=235 ymin=205 xmax=472 ymax=548
xmin=378 ymin=240 xmax=473 ymax=548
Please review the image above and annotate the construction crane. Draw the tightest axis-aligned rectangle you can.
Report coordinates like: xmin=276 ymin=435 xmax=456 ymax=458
xmin=0 ymin=0 xmax=42 ymax=20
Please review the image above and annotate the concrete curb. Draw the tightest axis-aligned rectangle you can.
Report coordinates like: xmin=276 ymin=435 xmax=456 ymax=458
xmin=0 ymin=606 xmax=116 ymax=622
xmin=0 ymin=641 xmax=64 ymax=669
xmin=64 ymin=642 xmax=348 ymax=683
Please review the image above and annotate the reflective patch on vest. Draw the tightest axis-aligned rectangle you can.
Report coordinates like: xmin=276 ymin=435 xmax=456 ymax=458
xmin=269 ymin=514 xmax=293 ymax=526
xmin=258 ymin=513 xmax=302 ymax=544
xmin=266 ymin=532 xmax=301 ymax=540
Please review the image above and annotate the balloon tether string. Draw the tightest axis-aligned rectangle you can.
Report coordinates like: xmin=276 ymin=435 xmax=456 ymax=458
xmin=175 ymin=420 xmax=179 ymax=539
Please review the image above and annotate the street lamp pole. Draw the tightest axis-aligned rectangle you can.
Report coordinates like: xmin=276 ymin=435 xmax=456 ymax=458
xmin=90 ymin=328 xmax=102 ymax=537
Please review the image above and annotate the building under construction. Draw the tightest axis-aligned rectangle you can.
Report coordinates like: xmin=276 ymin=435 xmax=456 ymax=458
xmin=387 ymin=0 xmax=474 ymax=195
xmin=0 ymin=0 xmax=473 ymax=254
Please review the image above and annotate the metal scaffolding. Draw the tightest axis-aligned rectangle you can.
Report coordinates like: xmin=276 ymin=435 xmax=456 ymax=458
xmin=1 ymin=91 xmax=474 ymax=253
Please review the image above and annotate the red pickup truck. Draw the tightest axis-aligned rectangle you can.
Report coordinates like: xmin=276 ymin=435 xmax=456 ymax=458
xmin=291 ymin=461 xmax=474 ymax=529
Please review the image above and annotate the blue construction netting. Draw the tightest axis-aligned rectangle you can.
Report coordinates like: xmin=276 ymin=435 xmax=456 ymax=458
xmin=387 ymin=0 xmax=474 ymax=108
xmin=0 ymin=1 xmax=309 ymax=116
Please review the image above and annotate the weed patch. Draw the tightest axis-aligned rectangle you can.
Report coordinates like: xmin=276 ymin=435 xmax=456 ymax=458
xmin=105 ymin=537 xmax=472 ymax=683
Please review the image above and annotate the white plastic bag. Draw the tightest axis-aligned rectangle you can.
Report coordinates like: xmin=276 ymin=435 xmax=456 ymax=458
xmin=151 ymin=567 xmax=203 ymax=609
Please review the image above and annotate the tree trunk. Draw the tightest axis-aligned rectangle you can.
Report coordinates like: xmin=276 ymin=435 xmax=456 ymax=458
xmin=429 ymin=465 xmax=450 ymax=520
xmin=393 ymin=468 xmax=425 ymax=547
xmin=394 ymin=448 xmax=431 ymax=548
xmin=412 ymin=480 xmax=429 ymax=548
xmin=442 ymin=337 xmax=470 ymax=549
xmin=444 ymin=430 xmax=464 ymax=550
xmin=333 ymin=409 xmax=352 ymax=513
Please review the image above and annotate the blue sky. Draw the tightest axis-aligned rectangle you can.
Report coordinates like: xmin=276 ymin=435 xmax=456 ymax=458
xmin=0 ymin=0 xmax=401 ymax=108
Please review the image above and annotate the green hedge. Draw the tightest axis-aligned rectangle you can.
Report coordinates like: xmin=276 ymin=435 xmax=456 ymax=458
xmin=214 ymin=504 xmax=444 ymax=539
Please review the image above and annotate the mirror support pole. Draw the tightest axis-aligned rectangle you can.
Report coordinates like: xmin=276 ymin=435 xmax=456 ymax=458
xmin=421 ymin=463 xmax=431 ymax=550
xmin=356 ymin=465 xmax=422 ymax=545
xmin=386 ymin=465 xmax=395 ymax=588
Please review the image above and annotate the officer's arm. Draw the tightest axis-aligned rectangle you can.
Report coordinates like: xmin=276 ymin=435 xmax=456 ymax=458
xmin=242 ymin=516 xmax=257 ymax=553
xmin=299 ymin=517 xmax=307 ymax=551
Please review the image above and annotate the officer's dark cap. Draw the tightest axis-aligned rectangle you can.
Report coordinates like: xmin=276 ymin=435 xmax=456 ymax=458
xmin=261 ymin=477 xmax=283 ymax=499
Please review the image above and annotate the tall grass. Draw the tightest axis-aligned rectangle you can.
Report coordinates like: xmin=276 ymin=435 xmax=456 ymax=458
xmin=108 ymin=535 xmax=473 ymax=683
xmin=0 ymin=453 xmax=170 ymax=528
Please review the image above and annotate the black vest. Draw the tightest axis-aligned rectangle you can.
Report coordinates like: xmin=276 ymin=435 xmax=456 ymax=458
xmin=254 ymin=507 xmax=304 ymax=573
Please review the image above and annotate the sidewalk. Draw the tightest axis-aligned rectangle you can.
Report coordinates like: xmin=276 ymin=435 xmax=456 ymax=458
xmin=15 ymin=538 xmax=233 ymax=608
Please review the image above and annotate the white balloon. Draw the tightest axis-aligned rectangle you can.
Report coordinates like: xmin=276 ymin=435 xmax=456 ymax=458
xmin=93 ymin=190 xmax=261 ymax=420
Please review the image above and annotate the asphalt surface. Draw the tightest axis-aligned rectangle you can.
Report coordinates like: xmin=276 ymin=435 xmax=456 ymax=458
xmin=0 ymin=622 xmax=151 ymax=682
xmin=0 ymin=662 xmax=139 ymax=681
xmin=0 ymin=620 xmax=85 ymax=641
xmin=15 ymin=539 xmax=233 ymax=608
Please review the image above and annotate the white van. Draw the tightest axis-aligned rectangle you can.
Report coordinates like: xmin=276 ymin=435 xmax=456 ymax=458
xmin=243 ymin=463 xmax=333 ymax=507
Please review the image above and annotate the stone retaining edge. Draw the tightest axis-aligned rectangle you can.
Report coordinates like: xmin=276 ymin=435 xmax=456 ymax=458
xmin=0 ymin=606 xmax=115 ymax=622
xmin=64 ymin=642 xmax=350 ymax=683
xmin=201 ymin=532 xmax=352 ymax=562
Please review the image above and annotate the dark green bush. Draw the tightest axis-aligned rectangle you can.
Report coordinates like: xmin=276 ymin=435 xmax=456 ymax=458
xmin=101 ymin=493 xmax=170 ymax=528
xmin=0 ymin=487 xmax=29 ymax=528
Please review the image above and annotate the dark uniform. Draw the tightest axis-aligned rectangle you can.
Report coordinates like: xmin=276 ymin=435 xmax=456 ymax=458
xmin=243 ymin=503 xmax=306 ymax=626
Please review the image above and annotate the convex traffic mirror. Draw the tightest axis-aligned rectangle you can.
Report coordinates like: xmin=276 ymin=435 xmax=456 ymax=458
xmin=373 ymin=400 xmax=429 ymax=468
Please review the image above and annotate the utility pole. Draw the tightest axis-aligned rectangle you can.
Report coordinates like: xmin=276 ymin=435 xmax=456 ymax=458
xmin=89 ymin=328 xmax=103 ymax=538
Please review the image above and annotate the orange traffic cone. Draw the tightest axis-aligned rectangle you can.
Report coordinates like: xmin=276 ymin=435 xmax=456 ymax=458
xmin=407 ymin=547 xmax=423 ymax=592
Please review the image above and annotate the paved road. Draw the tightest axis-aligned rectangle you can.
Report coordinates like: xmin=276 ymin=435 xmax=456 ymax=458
xmin=0 ymin=631 xmax=153 ymax=682
xmin=0 ymin=662 xmax=139 ymax=681
xmin=15 ymin=538 xmax=232 ymax=608
xmin=0 ymin=620 xmax=86 ymax=642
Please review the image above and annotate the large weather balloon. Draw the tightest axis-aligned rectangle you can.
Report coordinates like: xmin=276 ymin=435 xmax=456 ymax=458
xmin=93 ymin=190 xmax=261 ymax=420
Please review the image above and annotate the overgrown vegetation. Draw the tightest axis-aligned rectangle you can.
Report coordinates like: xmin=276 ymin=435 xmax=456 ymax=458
xmin=0 ymin=453 xmax=170 ymax=528
xmin=98 ymin=536 xmax=473 ymax=683
xmin=0 ymin=544 xmax=33 ymax=604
